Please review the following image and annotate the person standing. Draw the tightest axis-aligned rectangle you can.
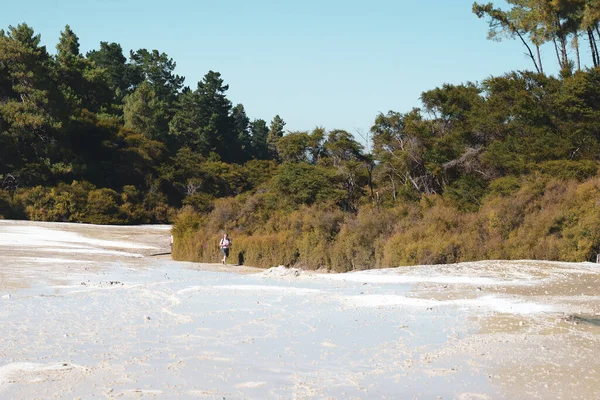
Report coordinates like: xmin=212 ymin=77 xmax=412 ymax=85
xmin=219 ymin=233 xmax=232 ymax=265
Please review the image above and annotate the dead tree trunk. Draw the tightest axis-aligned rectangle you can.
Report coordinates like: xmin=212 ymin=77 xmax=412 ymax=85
xmin=515 ymin=30 xmax=541 ymax=73
xmin=588 ymin=29 xmax=598 ymax=67
xmin=574 ymin=35 xmax=581 ymax=71
xmin=553 ymin=38 xmax=563 ymax=69
xmin=536 ymin=44 xmax=544 ymax=74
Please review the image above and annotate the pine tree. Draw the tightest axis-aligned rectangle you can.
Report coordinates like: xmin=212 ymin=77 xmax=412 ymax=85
xmin=267 ymin=115 xmax=286 ymax=158
xmin=0 ymin=24 xmax=63 ymax=184
xmin=123 ymin=81 xmax=168 ymax=141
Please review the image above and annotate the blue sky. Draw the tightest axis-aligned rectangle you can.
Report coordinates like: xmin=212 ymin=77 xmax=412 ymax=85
xmin=2 ymin=0 xmax=574 ymax=139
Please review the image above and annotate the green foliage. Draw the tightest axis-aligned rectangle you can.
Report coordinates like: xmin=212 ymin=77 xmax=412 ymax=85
xmin=169 ymin=71 xmax=240 ymax=160
xmin=0 ymin=189 xmax=23 ymax=219
xmin=9 ymin=181 xmax=167 ymax=224
xmin=55 ymin=25 xmax=113 ymax=114
xmin=123 ymin=82 xmax=168 ymax=141
xmin=129 ymin=48 xmax=183 ymax=104
xmin=488 ymin=175 xmax=521 ymax=196
xmin=329 ymin=206 xmax=401 ymax=271
xmin=250 ymin=119 xmax=270 ymax=159
xmin=85 ymin=188 xmax=121 ymax=223
xmin=276 ymin=129 xmax=324 ymax=164
xmin=87 ymin=41 xmax=142 ymax=99
xmin=173 ymin=174 xmax=600 ymax=269
xmin=535 ymin=160 xmax=598 ymax=181
xmin=5 ymin=21 xmax=600 ymax=270
xmin=267 ymin=115 xmax=286 ymax=156
xmin=242 ymin=159 xmax=279 ymax=189
xmin=232 ymin=103 xmax=252 ymax=159
xmin=15 ymin=181 xmax=92 ymax=222
xmin=272 ymin=163 xmax=345 ymax=208
xmin=472 ymin=1 xmax=593 ymax=74
xmin=0 ymin=24 xmax=64 ymax=185
xmin=183 ymin=192 xmax=215 ymax=214
xmin=443 ymin=175 xmax=488 ymax=211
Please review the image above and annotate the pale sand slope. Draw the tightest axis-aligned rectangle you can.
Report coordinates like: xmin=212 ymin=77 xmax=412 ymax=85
xmin=0 ymin=220 xmax=599 ymax=399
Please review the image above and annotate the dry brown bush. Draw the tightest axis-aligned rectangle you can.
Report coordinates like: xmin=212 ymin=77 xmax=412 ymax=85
xmin=174 ymin=175 xmax=600 ymax=269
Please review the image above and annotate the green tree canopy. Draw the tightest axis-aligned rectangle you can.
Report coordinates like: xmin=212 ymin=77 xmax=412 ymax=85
xmin=130 ymin=48 xmax=184 ymax=103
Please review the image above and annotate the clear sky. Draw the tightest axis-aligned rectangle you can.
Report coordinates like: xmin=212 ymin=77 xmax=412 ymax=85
xmin=2 ymin=0 xmax=573 ymax=139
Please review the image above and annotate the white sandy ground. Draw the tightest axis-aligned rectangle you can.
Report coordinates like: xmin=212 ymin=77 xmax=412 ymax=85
xmin=0 ymin=220 xmax=599 ymax=399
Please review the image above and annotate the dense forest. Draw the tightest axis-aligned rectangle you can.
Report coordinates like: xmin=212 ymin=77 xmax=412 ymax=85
xmin=4 ymin=1 xmax=600 ymax=269
xmin=0 ymin=23 xmax=285 ymax=224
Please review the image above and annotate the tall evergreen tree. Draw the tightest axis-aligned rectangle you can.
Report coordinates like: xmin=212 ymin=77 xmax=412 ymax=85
xmin=0 ymin=24 xmax=64 ymax=184
xmin=123 ymin=81 xmax=168 ymax=142
xmin=87 ymin=42 xmax=143 ymax=99
xmin=232 ymin=103 xmax=252 ymax=159
xmin=130 ymin=49 xmax=184 ymax=104
xmin=54 ymin=25 xmax=112 ymax=113
xmin=250 ymin=119 xmax=269 ymax=159
xmin=56 ymin=25 xmax=80 ymax=64
xmin=267 ymin=114 xmax=286 ymax=158
xmin=170 ymin=71 xmax=238 ymax=161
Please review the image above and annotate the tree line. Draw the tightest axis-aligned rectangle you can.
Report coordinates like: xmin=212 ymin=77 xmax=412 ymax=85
xmin=0 ymin=23 xmax=286 ymax=223
xmin=3 ymin=17 xmax=600 ymax=267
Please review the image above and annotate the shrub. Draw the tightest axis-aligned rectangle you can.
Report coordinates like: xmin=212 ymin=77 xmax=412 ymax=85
xmin=535 ymin=160 xmax=598 ymax=181
xmin=182 ymin=192 xmax=215 ymax=214
xmin=330 ymin=206 xmax=399 ymax=272
xmin=488 ymin=176 xmax=521 ymax=197
xmin=0 ymin=189 xmax=24 ymax=219
xmin=272 ymin=162 xmax=345 ymax=207
xmin=84 ymin=188 xmax=122 ymax=224
xmin=173 ymin=174 xmax=600 ymax=269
